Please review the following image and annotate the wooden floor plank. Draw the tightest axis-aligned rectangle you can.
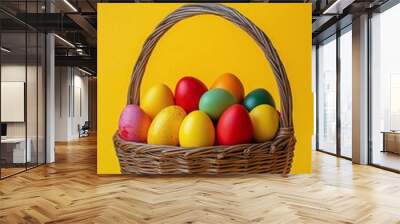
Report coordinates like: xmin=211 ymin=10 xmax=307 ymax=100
xmin=0 ymin=135 xmax=400 ymax=223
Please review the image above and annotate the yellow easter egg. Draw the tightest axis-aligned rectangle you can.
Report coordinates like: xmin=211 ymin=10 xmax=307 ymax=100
xmin=249 ymin=104 xmax=279 ymax=142
xmin=179 ymin=111 xmax=215 ymax=147
xmin=147 ymin=106 xmax=186 ymax=146
xmin=141 ymin=84 xmax=174 ymax=118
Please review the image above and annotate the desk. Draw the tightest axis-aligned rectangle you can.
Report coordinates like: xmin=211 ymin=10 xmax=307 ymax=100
xmin=382 ymin=131 xmax=400 ymax=154
xmin=1 ymin=138 xmax=31 ymax=163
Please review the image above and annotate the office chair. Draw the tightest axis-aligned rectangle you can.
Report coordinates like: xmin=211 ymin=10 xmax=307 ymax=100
xmin=79 ymin=121 xmax=90 ymax=138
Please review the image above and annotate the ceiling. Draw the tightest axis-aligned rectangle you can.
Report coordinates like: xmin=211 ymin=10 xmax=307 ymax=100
xmin=1 ymin=0 xmax=97 ymax=73
xmin=311 ymin=0 xmax=390 ymax=43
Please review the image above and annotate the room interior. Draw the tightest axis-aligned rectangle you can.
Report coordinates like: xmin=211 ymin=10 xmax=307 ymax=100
xmin=1 ymin=0 xmax=400 ymax=222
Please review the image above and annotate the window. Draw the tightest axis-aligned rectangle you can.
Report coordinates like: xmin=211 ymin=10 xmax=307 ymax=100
xmin=317 ymin=36 xmax=337 ymax=154
xmin=316 ymin=25 xmax=353 ymax=159
xmin=0 ymin=1 xmax=47 ymax=179
xmin=370 ymin=3 xmax=400 ymax=171
xmin=339 ymin=28 xmax=352 ymax=158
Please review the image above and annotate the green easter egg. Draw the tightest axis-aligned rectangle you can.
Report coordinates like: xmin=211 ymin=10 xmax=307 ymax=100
xmin=199 ymin=88 xmax=236 ymax=120
xmin=243 ymin=88 xmax=275 ymax=111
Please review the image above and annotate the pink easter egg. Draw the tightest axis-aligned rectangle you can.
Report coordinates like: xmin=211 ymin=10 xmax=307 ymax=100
xmin=118 ymin=105 xmax=151 ymax=142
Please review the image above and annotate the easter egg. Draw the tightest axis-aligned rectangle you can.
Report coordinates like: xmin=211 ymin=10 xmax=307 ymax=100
xmin=141 ymin=84 xmax=174 ymax=118
xmin=175 ymin=76 xmax=208 ymax=113
xmin=147 ymin=106 xmax=186 ymax=146
xmin=118 ymin=104 xmax=151 ymax=142
xmin=179 ymin=111 xmax=215 ymax=147
xmin=249 ymin=104 xmax=279 ymax=142
xmin=199 ymin=88 xmax=236 ymax=120
xmin=243 ymin=88 xmax=275 ymax=111
xmin=217 ymin=104 xmax=253 ymax=145
xmin=211 ymin=73 xmax=244 ymax=102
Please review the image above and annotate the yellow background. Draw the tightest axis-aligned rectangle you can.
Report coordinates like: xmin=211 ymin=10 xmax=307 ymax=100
xmin=98 ymin=3 xmax=312 ymax=174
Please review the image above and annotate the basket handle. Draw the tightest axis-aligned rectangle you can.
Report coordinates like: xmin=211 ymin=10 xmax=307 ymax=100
xmin=128 ymin=3 xmax=293 ymax=128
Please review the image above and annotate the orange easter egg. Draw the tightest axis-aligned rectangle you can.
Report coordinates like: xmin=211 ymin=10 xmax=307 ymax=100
xmin=211 ymin=73 xmax=245 ymax=102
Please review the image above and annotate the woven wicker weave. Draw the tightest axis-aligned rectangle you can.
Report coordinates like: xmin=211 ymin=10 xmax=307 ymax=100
xmin=113 ymin=3 xmax=295 ymax=175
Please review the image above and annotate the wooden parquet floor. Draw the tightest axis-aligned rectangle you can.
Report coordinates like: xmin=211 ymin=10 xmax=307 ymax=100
xmin=1 ymin=135 xmax=400 ymax=224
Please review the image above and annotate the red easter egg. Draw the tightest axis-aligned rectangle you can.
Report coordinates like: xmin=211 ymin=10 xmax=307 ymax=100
xmin=175 ymin=76 xmax=208 ymax=113
xmin=217 ymin=104 xmax=253 ymax=145
xmin=118 ymin=105 xmax=151 ymax=142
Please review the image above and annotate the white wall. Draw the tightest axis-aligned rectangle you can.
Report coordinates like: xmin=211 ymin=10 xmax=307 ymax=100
xmin=55 ymin=67 xmax=89 ymax=141
xmin=55 ymin=67 xmax=70 ymax=141
xmin=72 ymin=73 xmax=89 ymax=138
xmin=1 ymin=65 xmax=28 ymax=142
xmin=1 ymin=64 xmax=40 ymax=137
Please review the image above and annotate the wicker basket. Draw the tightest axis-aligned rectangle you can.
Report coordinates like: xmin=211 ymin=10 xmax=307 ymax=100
xmin=113 ymin=3 xmax=295 ymax=175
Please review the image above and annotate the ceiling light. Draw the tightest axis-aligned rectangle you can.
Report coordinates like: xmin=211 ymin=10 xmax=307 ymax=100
xmin=1 ymin=47 xmax=11 ymax=53
xmin=63 ymin=0 xmax=78 ymax=12
xmin=54 ymin=34 xmax=75 ymax=48
xmin=78 ymin=67 xmax=93 ymax=76
xmin=322 ymin=0 xmax=354 ymax=15
xmin=76 ymin=48 xmax=86 ymax=55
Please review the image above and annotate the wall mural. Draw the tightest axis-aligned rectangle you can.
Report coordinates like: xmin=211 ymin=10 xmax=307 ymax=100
xmin=98 ymin=3 xmax=312 ymax=174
